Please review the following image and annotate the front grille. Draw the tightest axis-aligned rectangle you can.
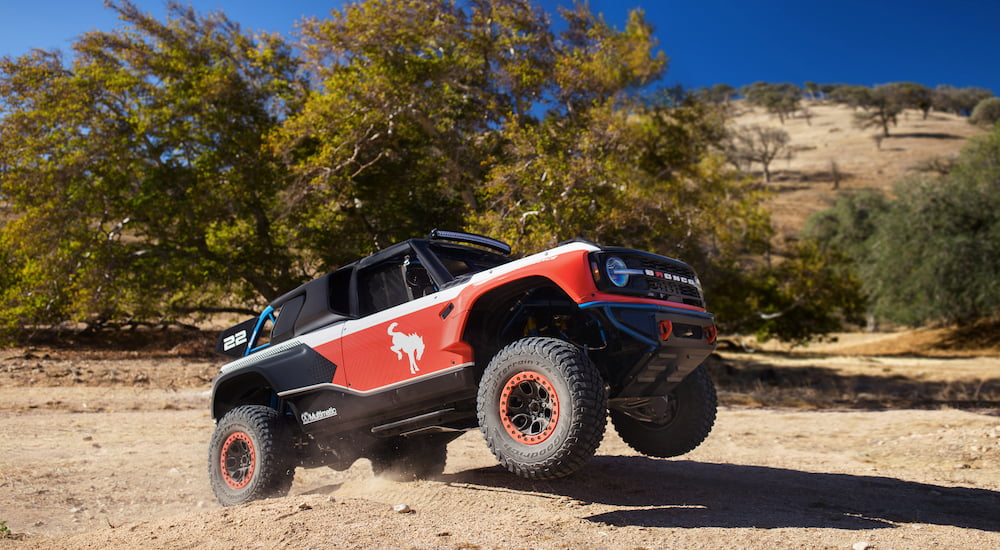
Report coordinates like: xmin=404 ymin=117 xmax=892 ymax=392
xmin=601 ymin=252 xmax=704 ymax=307
xmin=646 ymin=277 xmax=701 ymax=301
xmin=635 ymin=258 xmax=702 ymax=306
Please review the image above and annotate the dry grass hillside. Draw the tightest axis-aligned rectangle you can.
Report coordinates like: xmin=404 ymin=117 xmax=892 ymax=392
xmin=729 ymin=101 xmax=987 ymax=243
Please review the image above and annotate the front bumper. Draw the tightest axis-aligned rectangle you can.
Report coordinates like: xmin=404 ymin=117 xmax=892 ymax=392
xmin=580 ymin=301 xmax=717 ymax=398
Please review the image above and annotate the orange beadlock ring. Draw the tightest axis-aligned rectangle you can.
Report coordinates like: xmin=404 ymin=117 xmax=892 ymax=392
xmin=498 ymin=371 xmax=560 ymax=445
xmin=220 ymin=431 xmax=256 ymax=490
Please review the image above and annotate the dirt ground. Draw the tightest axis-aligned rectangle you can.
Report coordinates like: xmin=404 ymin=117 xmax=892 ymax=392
xmin=1 ymin=333 xmax=998 ymax=549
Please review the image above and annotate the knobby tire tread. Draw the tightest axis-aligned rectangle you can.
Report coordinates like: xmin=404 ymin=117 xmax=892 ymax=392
xmin=209 ymin=405 xmax=295 ymax=506
xmin=478 ymin=337 xmax=608 ymax=480
xmin=611 ymin=365 xmax=717 ymax=458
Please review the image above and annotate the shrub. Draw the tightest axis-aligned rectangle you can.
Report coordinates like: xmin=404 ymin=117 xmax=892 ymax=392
xmin=970 ymin=97 xmax=1000 ymax=127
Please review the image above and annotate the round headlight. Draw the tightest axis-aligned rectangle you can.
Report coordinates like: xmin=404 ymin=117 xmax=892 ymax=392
xmin=605 ymin=256 xmax=630 ymax=287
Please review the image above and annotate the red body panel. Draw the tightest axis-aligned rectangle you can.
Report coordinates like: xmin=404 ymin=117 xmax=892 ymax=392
xmin=338 ymin=306 xmax=473 ymax=392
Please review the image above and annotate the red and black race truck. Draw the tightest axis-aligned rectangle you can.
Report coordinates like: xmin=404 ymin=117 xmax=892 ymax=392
xmin=209 ymin=230 xmax=718 ymax=506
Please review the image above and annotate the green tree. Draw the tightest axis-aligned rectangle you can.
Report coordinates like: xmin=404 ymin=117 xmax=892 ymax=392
xmin=1 ymin=0 xmax=859 ymax=345
xmin=470 ymin=99 xmax=769 ymax=256
xmin=828 ymin=84 xmax=873 ymax=109
xmin=818 ymin=83 xmax=844 ymax=98
xmin=698 ymin=83 xmax=737 ymax=104
xmin=803 ymin=189 xmax=889 ymax=261
xmin=714 ymin=240 xmax=865 ymax=343
xmin=0 ymin=1 xmax=302 ymax=337
xmin=852 ymin=85 xmax=902 ymax=137
xmin=275 ymin=0 xmax=569 ymax=263
xmin=741 ymin=81 xmax=801 ymax=124
xmin=835 ymin=125 xmax=1000 ymax=325
xmin=803 ymin=81 xmax=820 ymax=100
xmin=803 ymin=128 xmax=1000 ymax=327
xmin=934 ymin=85 xmax=995 ymax=116
xmin=887 ymin=82 xmax=934 ymax=119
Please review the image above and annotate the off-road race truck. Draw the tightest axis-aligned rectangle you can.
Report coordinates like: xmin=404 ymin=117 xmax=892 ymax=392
xmin=209 ymin=230 xmax=718 ymax=506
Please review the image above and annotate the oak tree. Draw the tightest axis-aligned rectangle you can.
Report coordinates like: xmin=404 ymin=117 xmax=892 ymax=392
xmin=0 ymin=1 xmax=302 ymax=336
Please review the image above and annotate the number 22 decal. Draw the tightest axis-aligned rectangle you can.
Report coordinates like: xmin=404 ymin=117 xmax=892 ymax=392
xmin=223 ymin=330 xmax=248 ymax=351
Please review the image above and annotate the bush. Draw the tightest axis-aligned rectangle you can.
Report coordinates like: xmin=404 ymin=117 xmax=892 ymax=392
xmin=862 ymin=125 xmax=1000 ymax=325
xmin=805 ymin=124 xmax=1000 ymax=326
xmin=970 ymin=97 xmax=1000 ymax=127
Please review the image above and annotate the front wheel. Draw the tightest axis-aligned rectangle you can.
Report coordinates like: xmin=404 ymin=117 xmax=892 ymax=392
xmin=477 ymin=337 xmax=608 ymax=480
xmin=610 ymin=364 xmax=717 ymax=458
xmin=208 ymin=405 xmax=295 ymax=506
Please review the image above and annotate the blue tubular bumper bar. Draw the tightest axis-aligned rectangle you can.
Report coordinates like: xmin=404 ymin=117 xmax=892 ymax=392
xmin=579 ymin=301 xmax=714 ymax=349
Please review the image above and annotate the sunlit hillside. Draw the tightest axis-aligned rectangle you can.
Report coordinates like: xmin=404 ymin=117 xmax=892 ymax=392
xmin=729 ymin=100 xmax=987 ymax=243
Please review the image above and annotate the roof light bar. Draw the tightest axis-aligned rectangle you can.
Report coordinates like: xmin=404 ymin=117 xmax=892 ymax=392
xmin=428 ymin=229 xmax=512 ymax=255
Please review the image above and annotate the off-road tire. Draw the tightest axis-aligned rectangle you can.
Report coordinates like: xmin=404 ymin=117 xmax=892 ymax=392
xmin=209 ymin=405 xmax=295 ymax=506
xmin=610 ymin=364 xmax=717 ymax=458
xmin=368 ymin=434 xmax=452 ymax=481
xmin=477 ymin=337 xmax=607 ymax=480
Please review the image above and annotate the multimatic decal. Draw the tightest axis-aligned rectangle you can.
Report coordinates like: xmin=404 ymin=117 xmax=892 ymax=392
xmin=301 ymin=406 xmax=339 ymax=425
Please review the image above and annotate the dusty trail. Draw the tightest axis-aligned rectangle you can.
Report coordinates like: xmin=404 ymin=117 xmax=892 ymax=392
xmin=1 ymin=345 xmax=998 ymax=549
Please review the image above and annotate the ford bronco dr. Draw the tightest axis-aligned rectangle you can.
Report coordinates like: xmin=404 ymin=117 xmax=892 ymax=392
xmin=209 ymin=230 xmax=718 ymax=506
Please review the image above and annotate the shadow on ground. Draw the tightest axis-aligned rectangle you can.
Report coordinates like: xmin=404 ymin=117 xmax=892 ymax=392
xmin=441 ymin=457 xmax=1000 ymax=531
xmin=703 ymin=353 xmax=1000 ymax=410
xmin=890 ymin=132 xmax=964 ymax=140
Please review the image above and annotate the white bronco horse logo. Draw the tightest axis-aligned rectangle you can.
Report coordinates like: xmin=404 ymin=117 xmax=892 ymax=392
xmin=387 ymin=322 xmax=425 ymax=374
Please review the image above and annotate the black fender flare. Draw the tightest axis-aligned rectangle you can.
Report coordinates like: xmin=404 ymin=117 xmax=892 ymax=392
xmin=210 ymin=343 xmax=338 ymax=420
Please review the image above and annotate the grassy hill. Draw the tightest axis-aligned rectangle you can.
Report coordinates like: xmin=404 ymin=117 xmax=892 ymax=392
xmin=729 ymin=100 xmax=987 ymax=244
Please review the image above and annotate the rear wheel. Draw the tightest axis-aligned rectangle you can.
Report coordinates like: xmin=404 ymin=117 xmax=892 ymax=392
xmin=208 ymin=405 xmax=295 ymax=506
xmin=610 ymin=365 xmax=717 ymax=458
xmin=477 ymin=337 xmax=607 ymax=480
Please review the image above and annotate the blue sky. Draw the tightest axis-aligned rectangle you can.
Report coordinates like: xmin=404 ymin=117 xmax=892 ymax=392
xmin=2 ymin=0 xmax=997 ymax=95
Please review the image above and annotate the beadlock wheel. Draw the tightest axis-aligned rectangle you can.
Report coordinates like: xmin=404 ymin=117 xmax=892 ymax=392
xmin=477 ymin=337 xmax=607 ymax=480
xmin=208 ymin=405 xmax=295 ymax=506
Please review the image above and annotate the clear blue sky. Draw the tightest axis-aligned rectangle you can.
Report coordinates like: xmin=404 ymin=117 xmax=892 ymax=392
xmin=2 ymin=0 xmax=997 ymax=95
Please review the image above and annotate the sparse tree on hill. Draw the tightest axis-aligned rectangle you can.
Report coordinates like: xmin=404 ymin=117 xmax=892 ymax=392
xmin=804 ymin=81 xmax=820 ymax=100
xmin=741 ymin=81 xmax=801 ymax=124
xmin=724 ymin=124 xmax=791 ymax=182
xmin=829 ymin=85 xmax=873 ymax=110
xmin=934 ymin=85 xmax=995 ymax=117
xmin=697 ymin=83 xmax=737 ymax=106
xmin=819 ymin=83 xmax=842 ymax=98
xmin=888 ymin=82 xmax=934 ymax=119
xmin=800 ymin=105 xmax=813 ymax=126
xmin=852 ymin=86 xmax=902 ymax=137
